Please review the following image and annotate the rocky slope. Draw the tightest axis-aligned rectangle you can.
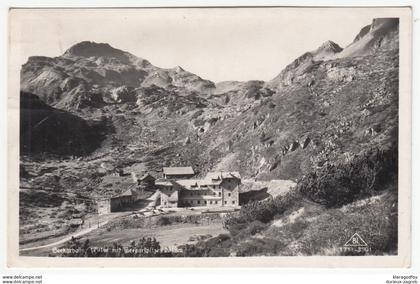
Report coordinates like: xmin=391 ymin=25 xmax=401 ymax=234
xmin=20 ymin=91 xmax=106 ymax=156
xmin=267 ymin=40 xmax=343 ymax=89
xmin=21 ymin=41 xmax=215 ymax=110
xmin=20 ymin=17 xmax=399 ymax=191
xmin=267 ymin=18 xmax=398 ymax=90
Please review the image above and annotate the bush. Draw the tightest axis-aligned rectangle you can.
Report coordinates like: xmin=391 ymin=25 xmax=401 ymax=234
xmin=156 ymin=216 xmax=172 ymax=226
xmin=248 ymin=221 xmax=268 ymax=235
xmin=294 ymin=189 xmax=398 ymax=256
xmin=236 ymin=238 xmax=285 ymax=256
xmin=223 ymin=189 xmax=301 ymax=235
xmin=297 ymin=146 xmax=397 ymax=208
xmin=181 ymin=234 xmax=232 ymax=257
xmin=233 ymin=220 xmax=270 ymax=241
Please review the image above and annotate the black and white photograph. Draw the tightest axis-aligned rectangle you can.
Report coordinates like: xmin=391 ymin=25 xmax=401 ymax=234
xmin=6 ymin=7 xmax=412 ymax=266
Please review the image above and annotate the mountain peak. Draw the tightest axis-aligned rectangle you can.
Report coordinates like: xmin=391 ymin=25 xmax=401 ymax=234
xmin=371 ymin=18 xmax=399 ymax=31
xmin=338 ymin=17 xmax=399 ymax=59
xmin=309 ymin=40 xmax=343 ymax=61
xmin=173 ymin=65 xmax=185 ymax=72
xmin=353 ymin=18 xmax=399 ymax=44
xmin=63 ymin=41 xmax=129 ymax=61
xmin=317 ymin=40 xmax=343 ymax=53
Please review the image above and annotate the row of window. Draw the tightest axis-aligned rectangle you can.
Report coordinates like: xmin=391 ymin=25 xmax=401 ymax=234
xmin=184 ymin=192 xmax=232 ymax=197
xmin=180 ymin=200 xmax=236 ymax=206
xmin=186 ymin=191 xmax=223 ymax=197
xmin=164 ymin=187 xmax=220 ymax=192
xmin=164 ymin=185 xmax=221 ymax=191
xmin=191 ymin=185 xmax=220 ymax=189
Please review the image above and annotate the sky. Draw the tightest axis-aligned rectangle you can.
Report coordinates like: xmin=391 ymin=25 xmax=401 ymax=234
xmin=9 ymin=8 xmax=396 ymax=82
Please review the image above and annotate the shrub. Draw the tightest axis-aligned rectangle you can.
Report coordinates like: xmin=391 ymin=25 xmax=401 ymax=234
xmin=297 ymin=146 xmax=397 ymax=208
xmin=181 ymin=234 xmax=232 ymax=257
xmin=233 ymin=220 xmax=270 ymax=241
xmin=224 ymin=189 xmax=301 ymax=235
xmin=294 ymin=190 xmax=398 ymax=256
xmin=248 ymin=221 xmax=268 ymax=235
xmin=236 ymin=238 xmax=285 ymax=256
xmin=156 ymin=216 xmax=172 ymax=226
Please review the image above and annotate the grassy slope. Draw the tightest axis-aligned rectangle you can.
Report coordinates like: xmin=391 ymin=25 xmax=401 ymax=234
xmin=232 ymin=189 xmax=397 ymax=256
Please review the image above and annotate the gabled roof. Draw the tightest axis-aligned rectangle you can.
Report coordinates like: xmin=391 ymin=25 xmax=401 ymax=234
xmin=176 ymin=179 xmax=202 ymax=189
xmin=155 ymin=179 xmax=179 ymax=187
xmin=163 ymin=166 xmax=194 ymax=176
xmin=139 ymin=173 xmax=155 ymax=181
xmin=205 ymin=171 xmax=241 ymax=180
xmin=120 ymin=188 xmax=135 ymax=197
xmin=99 ymin=175 xmax=138 ymax=198
xmin=176 ymin=172 xmax=241 ymax=190
xmin=112 ymin=186 xmax=137 ymax=198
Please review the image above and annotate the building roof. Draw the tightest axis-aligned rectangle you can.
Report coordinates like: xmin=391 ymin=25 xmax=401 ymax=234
xmin=98 ymin=175 xmax=138 ymax=199
xmin=155 ymin=179 xmax=179 ymax=187
xmin=205 ymin=171 xmax=241 ymax=180
xmin=139 ymin=173 xmax=155 ymax=181
xmin=110 ymin=186 xmax=138 ymax=198
xmin=176 ymin=179 xmax=202 ymax=188
xmin=120 ymin=188 xmax=136 ymax=197
xmin=176 ymin=172 xmax=241 ymax=190
xmin=163 ymin=166 xmax=194 ymax=176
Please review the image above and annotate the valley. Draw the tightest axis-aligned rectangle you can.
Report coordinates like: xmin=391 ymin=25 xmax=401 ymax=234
xmin=19 ymin=18 xmax=399 ymax=257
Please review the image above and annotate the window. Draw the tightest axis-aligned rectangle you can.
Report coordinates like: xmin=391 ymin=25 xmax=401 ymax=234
xmin=210 ymin=201 xmax=212 ymax=204
xmin=204 ymin=201 xmax=207 ymax=205
xmin=213 ymin=192 xmax=216 ymax=196
xmin=218 ymin=192 xmax=221 ymax=197
xmin=164 ymin=202 xmax=167 ymax=205
xmin=228 ymin=193 xmax=231 ymax=197
xmin=215 ymin=201 xmax=218 ymax=204
xmin=232 ymin=201 xmax=235 ymax=204
xmin=198 ymin=200 xmax=200 ymax=204
xmin=224 ymin=201 xmax=227 ymax=204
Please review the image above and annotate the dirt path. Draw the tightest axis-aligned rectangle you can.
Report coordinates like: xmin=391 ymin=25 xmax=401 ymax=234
xmin=20 ymin=212 xmax=131 ymax=252
xmin=20 ymin=220 xmax=110 ymax=252
xmin=85 ymin=222 xmax=228 ymax=249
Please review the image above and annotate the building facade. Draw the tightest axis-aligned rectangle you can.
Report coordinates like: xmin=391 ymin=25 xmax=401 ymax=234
xmin=155 ymin=179 xmax=180 ymax=208
xmin=97 ymin=187 xmax=138 ymax=215
xmin=156 ymin=171 xmax=241 ymax=209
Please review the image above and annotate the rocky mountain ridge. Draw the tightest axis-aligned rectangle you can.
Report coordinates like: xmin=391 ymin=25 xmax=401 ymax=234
xmin=20 ymin=18 xmax=399 ymax=186
xmin=21 ymin=41 xmax=215 ymax=110
xmin=267 ymin=17 xmax=398 ymax=89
